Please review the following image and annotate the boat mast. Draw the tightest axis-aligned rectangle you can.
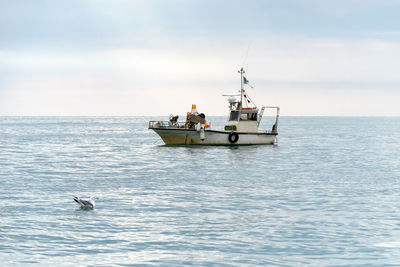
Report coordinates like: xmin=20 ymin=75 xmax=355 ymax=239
xmin=239 ymin=67 xmax=245 ymax=107
xmin=238 ymin=67 xmax=258 ymax=109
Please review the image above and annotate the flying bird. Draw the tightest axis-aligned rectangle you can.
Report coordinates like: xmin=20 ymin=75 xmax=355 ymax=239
xmin=73 ymin=196 xmax=99 ymax=209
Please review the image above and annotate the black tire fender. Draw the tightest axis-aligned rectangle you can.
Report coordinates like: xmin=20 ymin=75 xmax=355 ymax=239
xmin=228 ymin=132 xmax=239 ymax=143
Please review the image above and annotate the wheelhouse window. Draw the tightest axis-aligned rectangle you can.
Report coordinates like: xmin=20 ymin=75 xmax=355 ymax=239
xmin=240 ymin=112 xmax=257 ymax=121
xmin=248 ymin=112 xmax=257 ymax=121
xmin=229 ymin=111 xmax=239 ymax=121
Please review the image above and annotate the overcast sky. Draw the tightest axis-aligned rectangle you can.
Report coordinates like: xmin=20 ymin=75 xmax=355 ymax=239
xmin=1 ymin=0 xmax=400 ymax=116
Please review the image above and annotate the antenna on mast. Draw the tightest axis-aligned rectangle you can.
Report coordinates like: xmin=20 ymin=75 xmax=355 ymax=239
xmin=242 ymin=42 xmax=252 ymax=68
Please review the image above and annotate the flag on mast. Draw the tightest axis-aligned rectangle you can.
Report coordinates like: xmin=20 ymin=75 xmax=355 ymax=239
xmin=243 ymin=76 xmax=254 ymax=88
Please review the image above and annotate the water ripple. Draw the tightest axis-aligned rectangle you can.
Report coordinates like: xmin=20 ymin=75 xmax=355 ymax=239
xmin=1 ymin=116 xmax=400 ymax=265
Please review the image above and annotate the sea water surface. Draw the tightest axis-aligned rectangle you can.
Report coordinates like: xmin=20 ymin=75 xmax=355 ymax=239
xmin=1 ymin=116 xmax=400 ymax=266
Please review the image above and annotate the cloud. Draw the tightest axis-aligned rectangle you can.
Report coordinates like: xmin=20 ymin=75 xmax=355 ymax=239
xmin=2 ymin=1 xmax=400 ymax=115
xmin=2 ymin=0 xmax=400 ymax=50
xmin=2 ymin=35 xmax=400 ymax=115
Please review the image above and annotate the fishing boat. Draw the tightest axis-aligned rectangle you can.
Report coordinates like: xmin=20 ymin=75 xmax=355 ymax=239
xmin=148 ymin=68 xmax=280 ymax=145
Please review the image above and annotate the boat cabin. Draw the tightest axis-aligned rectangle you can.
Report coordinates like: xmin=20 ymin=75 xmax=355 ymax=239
xmin=225 ymin=108 xmax=259 ymax=132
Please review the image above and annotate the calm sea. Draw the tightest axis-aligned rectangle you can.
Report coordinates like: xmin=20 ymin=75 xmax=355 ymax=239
xmin=1 ymin=116 xmax=400 ymax=266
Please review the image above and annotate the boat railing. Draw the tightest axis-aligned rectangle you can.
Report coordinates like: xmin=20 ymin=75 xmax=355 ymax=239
xmin=258 ymin=106 xmax=280 ymax=134
xmin=148 ymin=120 xmax=186 ymax=129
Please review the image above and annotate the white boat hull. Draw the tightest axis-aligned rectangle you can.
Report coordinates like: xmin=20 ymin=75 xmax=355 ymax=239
xmin=151 ymin=128 xmax=277 ymax=145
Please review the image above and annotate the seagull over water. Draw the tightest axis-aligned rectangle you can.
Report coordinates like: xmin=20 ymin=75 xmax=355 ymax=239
xmin=73 ymin=196 xmax=99 ymax=209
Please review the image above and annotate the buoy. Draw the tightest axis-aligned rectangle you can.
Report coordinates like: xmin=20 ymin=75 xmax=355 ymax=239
xmin=195 ymin=123 xmax=201 ymax=131
xmin=200 ymin=127 xmax=205 ymax=141
xmin=191 ymin=104 xmax=198 ymax=114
